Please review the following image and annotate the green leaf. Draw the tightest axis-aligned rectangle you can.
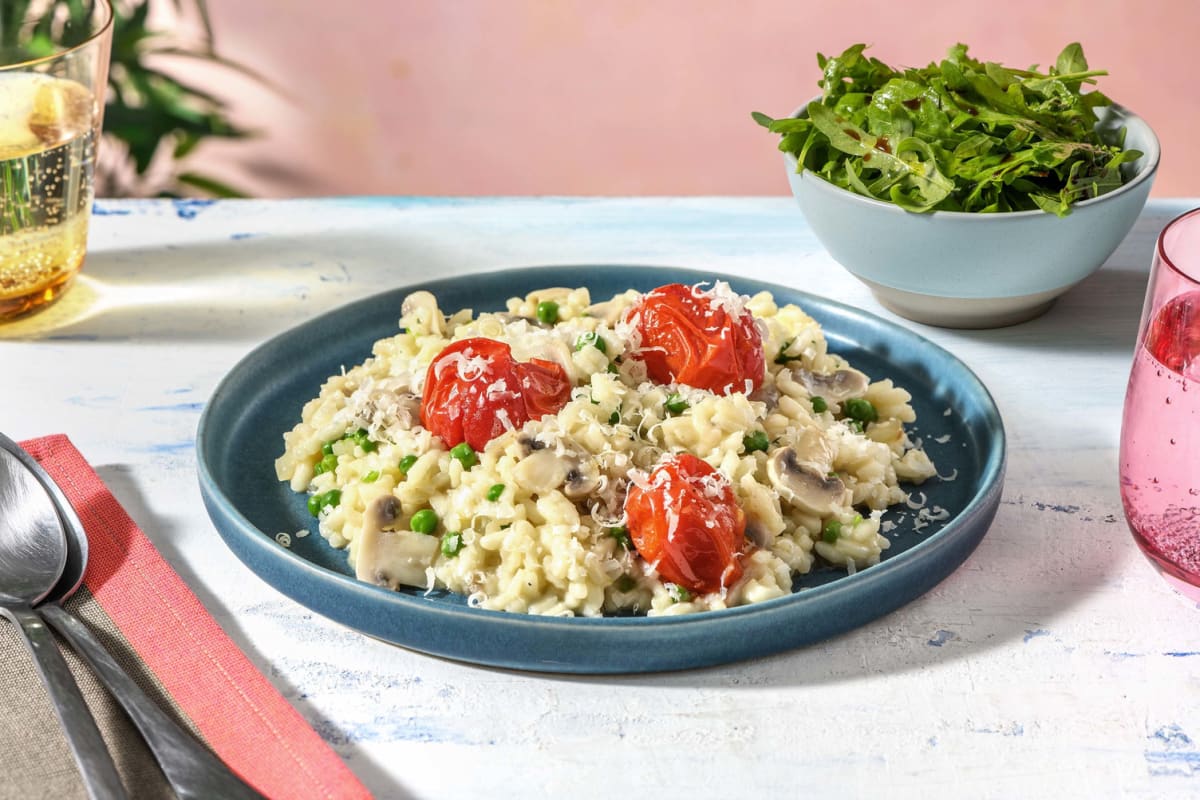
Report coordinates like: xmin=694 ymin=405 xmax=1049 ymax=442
xmin=751 ymin=111 xmax=775 ymax=128
xmin=176 ymin=171 xmax=247 ymax=198
xmin=756 ymin=41 xmax=1136 ymax=215
xmin=1054 ymin=42 xmax=1088 ymax=76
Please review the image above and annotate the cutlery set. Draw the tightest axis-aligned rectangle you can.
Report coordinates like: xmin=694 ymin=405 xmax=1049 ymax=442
xmin=0 ymin=433 xmax=262 ymax=800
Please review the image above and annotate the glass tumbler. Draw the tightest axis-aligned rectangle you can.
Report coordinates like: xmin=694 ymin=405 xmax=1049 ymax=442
xmin=0 ymin=0 xmax=112 ymax=320
xmin=1120 ymin=208 xmax=1200 ymax=602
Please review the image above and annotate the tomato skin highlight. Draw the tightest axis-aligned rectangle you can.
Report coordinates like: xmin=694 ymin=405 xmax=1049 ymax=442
xmin=624 ymin=453 xmax=746 ymax=595
xmin=626 ymin=283 xmax=765 ymax=394
xmin=420 ymin=337 xmax=571 ymax=451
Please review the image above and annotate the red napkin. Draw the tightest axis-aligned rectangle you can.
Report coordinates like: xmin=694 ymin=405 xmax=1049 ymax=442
xmin=21 ymin=434 xmax=372 ymax=800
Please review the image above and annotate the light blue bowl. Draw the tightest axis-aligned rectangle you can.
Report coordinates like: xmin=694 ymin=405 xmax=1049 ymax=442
xmin=784 ymin=103 xmax=1160 ymax=328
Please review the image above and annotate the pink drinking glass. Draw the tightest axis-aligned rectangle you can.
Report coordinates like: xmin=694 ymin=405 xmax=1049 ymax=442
xmin=1120 ymin=208 xmax=1200 ymax=601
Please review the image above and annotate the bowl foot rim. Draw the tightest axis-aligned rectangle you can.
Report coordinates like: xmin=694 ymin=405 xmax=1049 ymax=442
xmin=860 ymin=278 xmax=1068 ymax=329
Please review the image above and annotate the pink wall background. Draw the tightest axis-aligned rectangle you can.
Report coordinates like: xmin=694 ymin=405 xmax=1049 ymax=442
xmin=193 ymin=1 xmax=1196 ymax=198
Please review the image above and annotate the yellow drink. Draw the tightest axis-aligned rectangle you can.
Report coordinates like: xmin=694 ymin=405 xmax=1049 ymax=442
xmin=0 ymin=73 xmax=97 ymax=320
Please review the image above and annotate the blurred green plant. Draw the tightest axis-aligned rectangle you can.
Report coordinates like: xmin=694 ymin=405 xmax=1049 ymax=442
xmin=1 ymin=0 xmax=261 ymax=197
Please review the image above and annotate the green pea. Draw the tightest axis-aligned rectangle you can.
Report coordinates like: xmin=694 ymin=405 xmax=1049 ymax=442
xmin=811 ymin=396 xmax=828 ymax=413
xmin=486 ymin=483 xmax=505 ymax=502
xmin=536 ymin=300 xmax=559 ymax=324
xmin=742 ymin=430 xmax=770 ymax=453
xmin=822 ymin=519 xmax=842 ymax=543
xmin=410 ymin=508 xmax=438 ymax=534
xmin=321 ymin=441 xmax=335 ymax=456
xmin=844 ymin=397 xmax=878 ymax=424
xmin=441 ymin=531 xmax=464 ymax=557
xmin=306 ymin=494 xmax=323 ymax=517
xmin=609 ymin=525 xmax=632 ymax=549
xmin=313 ymin=453 xmax=338 ymax=476
xmin=362 ymin=470 xmax=380 ymax=483
xmin=398 ymin=454 xmax=418 ymax=475
xmin=323 ymin=489 xmax=341 ymax=508
xmin=665 ymin=392 xmax=689 ymax=415
xmin=449 ymin=442 xmax=477 ymax=469
xmin=574 ymin=331 xmax=607 ymax=353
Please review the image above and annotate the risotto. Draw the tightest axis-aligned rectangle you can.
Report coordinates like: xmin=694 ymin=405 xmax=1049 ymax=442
xmin=275 ymin=281 xmax=937 ymax=616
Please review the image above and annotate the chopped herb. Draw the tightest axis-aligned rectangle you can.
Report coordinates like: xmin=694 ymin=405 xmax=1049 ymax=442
xmin=665 ymin=392 xmax=689 ymax=415
xmin=608 ymin=410 xmax=621 ymax=425
xmin=486 ymin=483 xmax=505 ymax=502
xmin=743 ymin=430 xmax=770 ymax=453
xmin=609 ymin=525 xmax=632 ymax=549
xmin=321 ymin=441 xmax=335 ymax=456
xmin=775 ymin=339 xmax=795 ymax=364
xmin=574 ymin=331 xmax=607 ymax=353
xmin=668 ymin=584 xmax=692 ymax=603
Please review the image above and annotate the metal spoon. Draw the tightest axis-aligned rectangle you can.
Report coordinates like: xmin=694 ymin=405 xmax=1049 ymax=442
xmin=0 ymin=434 xmax=264 ymax=800
xmin=0 ymin=440 xmax=128 ymax=800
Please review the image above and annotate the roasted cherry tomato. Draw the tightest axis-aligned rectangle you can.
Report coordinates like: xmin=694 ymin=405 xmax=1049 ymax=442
xmin=626 ymin=283 xmax=765 ymax=394
xmin=421 ymin=337 xmax=572 ymax=451
xmin=624 ymin=453 xmax=746 ymax=595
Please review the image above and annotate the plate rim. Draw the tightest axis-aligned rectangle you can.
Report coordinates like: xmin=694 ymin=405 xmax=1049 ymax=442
xmin=196 ymin=264 xmax=1007 ymax=670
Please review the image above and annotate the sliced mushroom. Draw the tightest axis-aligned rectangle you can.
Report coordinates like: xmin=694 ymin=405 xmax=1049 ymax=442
xmin=367 ymin=494 xmax=401 ymax=530
xmin=794 ymin=426 xmax=834 ymax=470
xmin=562 ymin=461 xmax=601 ymax=501
xmin=517 ymin=434 xmax=548 ymax=455
xmin=766 ymin=447 xmax=849 ymax=516
xmin=353 ymin=495 xmax=439 ymax=589
xmin=401 ymin=290 xmax=445 ymax=336
xmin=493 ymin=313 xmax=537 ymax=325
xmin=750 ymin=381 xmax=780 ymax=412
xmin=585 ymin=299 xmax=625 ymax=326
xmin=512 ymin=449 xmax=569 ymax=495
xmin=744 ymin=518 xmax=771 ymax=549
xmin=792 ymin=367 xmax=870 ymax=403
xmin=512 ymin=446 xmax=600 ymax=500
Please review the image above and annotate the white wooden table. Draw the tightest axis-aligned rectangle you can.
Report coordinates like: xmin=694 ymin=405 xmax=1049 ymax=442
xmin=4 ymin=197 xmax=1198 ymax=799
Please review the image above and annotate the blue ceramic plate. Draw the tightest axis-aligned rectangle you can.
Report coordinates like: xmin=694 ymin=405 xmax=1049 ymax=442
xmin=197 ymin=265 xmax=1006 ymax=674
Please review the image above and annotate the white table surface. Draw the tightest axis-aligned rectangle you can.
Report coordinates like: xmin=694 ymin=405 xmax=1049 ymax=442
xmin=4 ymin=196 xmax=1199 ymax=799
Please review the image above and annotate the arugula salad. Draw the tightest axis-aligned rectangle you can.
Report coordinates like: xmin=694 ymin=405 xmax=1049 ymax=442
xmin=754 ymin=43 xmax=1142 ymax=216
